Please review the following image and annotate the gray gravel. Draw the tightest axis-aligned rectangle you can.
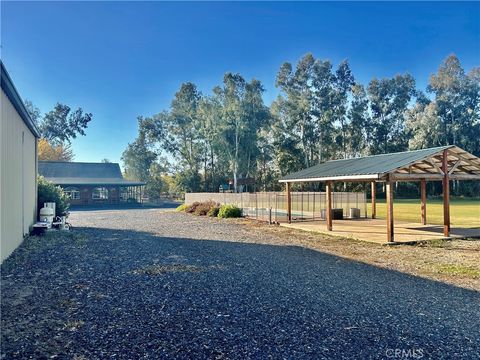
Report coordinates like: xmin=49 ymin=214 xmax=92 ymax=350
xmin=1 ymin=208 xmax=479 ymax=359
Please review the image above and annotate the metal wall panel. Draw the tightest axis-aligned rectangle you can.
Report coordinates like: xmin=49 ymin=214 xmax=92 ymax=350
xmin=1 ymin=89 xmax=37 ymax=262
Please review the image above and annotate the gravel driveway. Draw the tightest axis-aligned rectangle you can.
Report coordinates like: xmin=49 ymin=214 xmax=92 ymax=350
xmin=2 ymin=208 xmax=479 ymax=359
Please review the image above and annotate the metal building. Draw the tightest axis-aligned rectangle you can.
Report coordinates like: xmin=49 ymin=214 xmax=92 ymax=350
xmin=1 ymin=62 xmax=40 ymax=262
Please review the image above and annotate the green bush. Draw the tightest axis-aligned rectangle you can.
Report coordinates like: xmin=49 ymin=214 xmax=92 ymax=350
xmin=207 ymin=205 xmax=220 ymax=217
xmin=217 ymin=204 xmax=242 ymax=218
xmin=176 ymin=204 xmax=188 ymax=212
xmin=207 ymin=206 xmax=220 ymax=217
xmin=37 ymin=176 xmax=69 ymax=217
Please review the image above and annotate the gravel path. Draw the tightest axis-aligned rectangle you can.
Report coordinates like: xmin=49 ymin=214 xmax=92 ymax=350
xmin=2 ymin=208 xmax=479 ymax=359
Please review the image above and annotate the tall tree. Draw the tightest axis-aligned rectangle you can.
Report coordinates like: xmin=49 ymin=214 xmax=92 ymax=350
xmin=367 ymin=74 xmax=416 ymax=154
xmin=122 ymin=121 xmax=157 ymax=182
xmin=24 ymin=100 xmax=41 ymax=124
xmin=405 ymin=102 xmax=443 ymax=150
xmin=197 ymin=94 xmax=224 ymax=191
xmin=25 ymin=100 xmax=93 ymax=161
xmin=428 ymin=54 xmax=480 ymax=154
xmin=40 ymin=103 xmax=92 ymax=144
xmin=275 ymin=54 xmax=317 ymax=168
xmin=347 ymin=84 xmax=370 ymax=157
xmin=215 ymin=73 xmax=269 ymax=191
xmin=140 ymin=83 xmax=203 ymax=191
xmin=332 ymin=60 xmax=355 ymax=158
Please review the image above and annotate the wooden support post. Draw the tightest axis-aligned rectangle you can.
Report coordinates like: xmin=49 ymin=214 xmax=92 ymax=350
xmin=371 ymin=181 xmax=376 ymax=219
xmin=326 ymin=181 xmax=332 ymax=231
xmin=386 ymin=177 xmax=394 ymax=242
xmin=286 ymin=182 xmax=292 ymax=224
xmin=442 ymin=149 xmax=450 ymax=237
xmin=420 ymin=179 xmax=427 ymax=225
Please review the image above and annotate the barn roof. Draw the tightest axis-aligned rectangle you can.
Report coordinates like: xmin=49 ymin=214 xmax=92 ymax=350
xmin=1 ymin=61 xmax=40 ymax=138
xmin=38 ymin=161 xmax=145 ymax=186
xmin=279 ymin=145 xmax=480 ymax=182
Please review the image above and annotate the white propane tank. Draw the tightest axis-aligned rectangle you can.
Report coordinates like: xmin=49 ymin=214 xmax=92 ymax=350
xmin=45 ymin=202 xmax=56 ymax=217
xmin=39 ymin=203 xmax=54 ymax=224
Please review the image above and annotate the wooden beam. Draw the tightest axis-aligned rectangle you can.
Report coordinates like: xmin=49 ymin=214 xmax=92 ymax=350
xmin=391 ymin=173 xmax=480 ymax=181
xmin=371 ymin=181 xmax=376 ymax=219
xmin=390 ymin=173 xmax=444 ymax=181
xmin=420 ymin=179 xmax=427 ymax=225
xmin=450 ymin=174 xmax=480 ymax=180
xmin=326 ymin=181 xmax=333 ymax=231
xmin=428 ymin=158 xmax=445 ymax=175
xmin=286 ymin=182 xmax=292 ymax=224
xmin=442 ymin=149 xmax=450 ymax=237
xmin=448 ymin=159 xmax=462 ymax=175
xmin=386 ymin=177 xmax=394 ymax=242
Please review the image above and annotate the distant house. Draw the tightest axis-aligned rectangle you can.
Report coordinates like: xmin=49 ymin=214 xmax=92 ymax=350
xmin=38 ymin=161 xmax=145 ymax=205
xmin=1 ymin=62 xmax=41 ymax=262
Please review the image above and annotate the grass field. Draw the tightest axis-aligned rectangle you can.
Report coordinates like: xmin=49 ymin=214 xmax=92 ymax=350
xmin=367 ymin=198 xmax=480 ymax=227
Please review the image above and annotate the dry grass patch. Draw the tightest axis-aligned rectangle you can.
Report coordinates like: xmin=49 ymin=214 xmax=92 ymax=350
xmin=132 ymin=264 xmax=204 ymax=275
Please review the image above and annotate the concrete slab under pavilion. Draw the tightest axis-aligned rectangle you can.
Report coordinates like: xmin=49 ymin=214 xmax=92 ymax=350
xmin=280 ymin=219 xmax=480 ymax=245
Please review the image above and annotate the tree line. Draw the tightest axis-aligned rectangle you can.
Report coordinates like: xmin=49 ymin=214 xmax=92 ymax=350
xmin=123 ymin=54 xmax=479 ymax=197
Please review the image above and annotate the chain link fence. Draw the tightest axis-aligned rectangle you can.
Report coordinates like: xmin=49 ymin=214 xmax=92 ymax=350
xmin=185 ymin=192 xmax=367 ymax=223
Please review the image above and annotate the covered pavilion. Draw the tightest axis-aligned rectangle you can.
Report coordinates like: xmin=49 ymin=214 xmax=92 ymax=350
xmin=279 ymin=145 xmax=480 ymax=243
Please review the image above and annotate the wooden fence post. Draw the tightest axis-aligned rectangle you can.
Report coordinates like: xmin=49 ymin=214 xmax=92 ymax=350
xmin=326 ymin=181 xmax=332 ymax=231
xmin=286 ymin=182 xmax=292 ymax=224
xmin=386 ymin=177 xmax=394 ymax=242
xmin=421 ymin=179 xmax=427 ymax=225
xmin=442 ymin=149 xmax=450 ymax=236
xmin=371 ymin=181 xmax=376 ymax=219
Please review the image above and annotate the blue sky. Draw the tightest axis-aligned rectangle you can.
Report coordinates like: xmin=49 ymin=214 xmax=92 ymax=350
xmin=2 ymin=1 xmax=479 ymax=165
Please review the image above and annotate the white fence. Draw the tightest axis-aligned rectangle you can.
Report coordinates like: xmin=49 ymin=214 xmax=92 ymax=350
xmin=185 ymin=191 xmax=367 ymax=222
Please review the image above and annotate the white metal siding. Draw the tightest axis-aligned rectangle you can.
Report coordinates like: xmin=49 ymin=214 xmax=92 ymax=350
xmin=1 ymin=89 xmax=37 ymax=262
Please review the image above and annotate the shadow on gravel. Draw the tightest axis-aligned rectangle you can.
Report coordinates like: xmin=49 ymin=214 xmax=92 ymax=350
xmin=2 ymin=226 xmax=479 ymax=359
xmin=69 ymin=202 xmax=180 ymax=212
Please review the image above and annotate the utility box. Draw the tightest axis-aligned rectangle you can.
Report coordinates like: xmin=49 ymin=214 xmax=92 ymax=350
xmin=321 ymin=208 xmax=344 ymax=220
xmin=350 ymin=208 xmax=361 ymax=219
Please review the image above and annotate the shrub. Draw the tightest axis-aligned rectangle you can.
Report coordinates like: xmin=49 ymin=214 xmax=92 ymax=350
xmin=185 ymin=202 xmax=201 ymax=213
xmin=193 ymin=201 xmax=218 ymax=216
xmin=37 ymin=176 xmax=69 ymax=217
xmin=217 ymin=204 xmax=242 ymax=218
xmin=207 ymin=206 xmax=220 ymax=217
xmin=176 ymin=204 xmax=188 ymax=212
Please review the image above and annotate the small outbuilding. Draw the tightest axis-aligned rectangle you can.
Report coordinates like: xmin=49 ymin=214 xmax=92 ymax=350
xmin=280 ymin=146 xmax=480 ymax=243
xmin=1 ymin=62 xmax=41 ymax=262
xmin=38 ymin=161 xmax=145 ymax=206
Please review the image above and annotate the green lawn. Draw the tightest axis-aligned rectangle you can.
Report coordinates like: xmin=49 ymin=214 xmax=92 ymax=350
xmin=367 ymin=198 xmax=480 ymax=227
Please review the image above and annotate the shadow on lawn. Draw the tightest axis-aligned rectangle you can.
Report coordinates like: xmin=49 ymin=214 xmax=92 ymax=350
xmin=1 ymin=225 xmax=479 ymax=359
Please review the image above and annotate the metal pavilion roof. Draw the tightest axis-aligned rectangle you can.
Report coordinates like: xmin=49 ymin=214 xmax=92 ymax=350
xmin=279 ymin=145 xmax=480 ymax=183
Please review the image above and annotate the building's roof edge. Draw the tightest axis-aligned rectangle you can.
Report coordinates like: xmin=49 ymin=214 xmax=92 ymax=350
xmin=44 ymin=178 xmax=146 ymax=186
xmin=279 ymin=145 xmax=475 ymax=182
xmin=39 ymin=160 xmax=119 ymax=165
xmin=325 ymin=145 xmax=453 ymax=164
xmin=1 ymin=61 xmax=41 ymax=138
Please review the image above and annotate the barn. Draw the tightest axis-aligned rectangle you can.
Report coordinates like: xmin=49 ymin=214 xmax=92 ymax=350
xmin=1 ymin=62 xmax=41 ymax=262
xmin=38 ymin=161 xmax=145 ymax=206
